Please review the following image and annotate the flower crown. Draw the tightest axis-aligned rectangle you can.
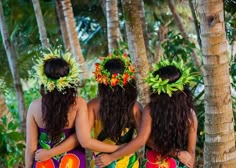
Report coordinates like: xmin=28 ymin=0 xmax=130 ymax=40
xmin=145 ymin=60 xmax=195 ymax=97
xmin=35 ymin=49 xmax=81 ymax=92
xmin=93 ymin=52 xmax=135 ymax=87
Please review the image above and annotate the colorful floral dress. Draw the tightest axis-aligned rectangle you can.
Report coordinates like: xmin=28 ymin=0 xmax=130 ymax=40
xmin=33 ymin=127 xmax=86 ymax=168
xmin=90 ymin=120 xmax=139 ymax=168
xmin=145 ymin=149 xmax=188 ymax=168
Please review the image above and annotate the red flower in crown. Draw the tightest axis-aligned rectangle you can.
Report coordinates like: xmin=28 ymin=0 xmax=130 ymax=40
xmin=128 ymin=65 xmax=135 ymax=72
xmin=123 ymin=72 xmax=129 ymax=81
xmin=123 ymin=53 xmax=128 ymax=58
xmin=93 ymin=50 xmax=135 ymax=87
xmin=111 ymin=76 xmax=119 ymax=86
xmin=102 ymin=76 xmax=108 ymax=85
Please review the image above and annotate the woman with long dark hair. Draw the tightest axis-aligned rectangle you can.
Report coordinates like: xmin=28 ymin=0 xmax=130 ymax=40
xmin=95 ymin=60 xmax=197 ymax=168
xmin=88 ymin=52 xmax=150 ymax=167
xmin=25 ymin=51 xmax=121 ymax=168
xmin=33 ymin=51 xmax=151 ymax=167
xmin=144 ymin=61 xmax=198 ymax=168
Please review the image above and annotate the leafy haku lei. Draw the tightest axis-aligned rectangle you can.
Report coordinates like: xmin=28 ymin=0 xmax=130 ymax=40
xmin=145 ymin=60 xmax=195 ymax=97
xmin=93 ymin=52 xmax=135 ymax=87
xmin=35 ymin=49 xmax=81 ymax=92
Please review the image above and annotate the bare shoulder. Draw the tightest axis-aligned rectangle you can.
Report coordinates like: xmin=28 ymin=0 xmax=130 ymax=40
xmin=74 ymin=97 xmax=87 ymax=110
xmin=87 ymin=97 xmax=100 ymax=106
xmin=29 ymin=98 xmax=41 ymax=108
xmin=133 ymin=101 xmax=143 ymax=115
xmin=143 ymin=104 xmax=151 ymax=113
xmin=75 ymin=96 xmax=87 ymax=104
xmin=87 ymin=97 xmax=100 ymax=111
xmin=28 ymin=98 xmax=41 ymax=115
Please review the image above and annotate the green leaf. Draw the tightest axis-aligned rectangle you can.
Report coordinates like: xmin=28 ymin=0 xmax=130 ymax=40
xmin=7 ymin=132 xmax=23 ymax=141
xmin=39 ymin=141 xmax=51 ymax=150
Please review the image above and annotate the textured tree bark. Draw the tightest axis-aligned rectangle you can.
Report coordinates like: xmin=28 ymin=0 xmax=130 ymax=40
xmin=0 ymin=0 xmax=26 ymax=131
xmin=121 ymin=0 xmax=150 ymax=106
xmin=198 ymin=0 xmax=236 ymax=166
xmin=106 ymin=0 xmax=120 ymax=53
xmin=56 ymin=0 xmax=70 ymax=50
xmin=138 ymin=0 xmax=152 ymax=63
xmin=61 ymin=0 xmax=88 ymax=79
xmin=32 ymin=0 xmax=50 ymax=48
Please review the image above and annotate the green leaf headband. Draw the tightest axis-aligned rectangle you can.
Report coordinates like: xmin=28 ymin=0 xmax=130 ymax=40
xmin=93 ymin=52 xmax=135 ymax=87
xmin=35 ymin=49 xmax=82 ymax=92
xmin=145 ymin=60 xmax=195 ymax=97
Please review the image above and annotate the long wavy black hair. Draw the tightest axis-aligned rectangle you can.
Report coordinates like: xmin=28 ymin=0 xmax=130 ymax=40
xmin=98 ymin=58 xmax=137 ymax=143
xmin=149 ymin=65 xmax=195 ymax=157
xmin=40 ymin=58 xmax=77 ymax=143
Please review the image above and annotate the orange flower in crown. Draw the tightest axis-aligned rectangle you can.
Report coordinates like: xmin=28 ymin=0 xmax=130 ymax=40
xmin=93 ymin=50 xmax=135 ymax=87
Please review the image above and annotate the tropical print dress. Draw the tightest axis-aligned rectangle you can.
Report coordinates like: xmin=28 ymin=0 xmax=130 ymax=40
xmin=33 ymin=127 xmax=86 ymax=168
xmin=145 ymin=149 xmax=188 ymax=168
xmin=90 ymin=120 xmax=139 ymax=168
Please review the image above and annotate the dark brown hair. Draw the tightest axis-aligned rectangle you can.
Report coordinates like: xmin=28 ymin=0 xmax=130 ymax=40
xmin=98 ymin=58 xmax=137 ymax=143
xmin=40 ymin=58 xmax=77 ymax=143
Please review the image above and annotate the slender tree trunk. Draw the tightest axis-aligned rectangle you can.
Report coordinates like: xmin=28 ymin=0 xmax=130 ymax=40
xmin=188 ymin=0 xmax=201 ymax=48
xmin=168 ymin=0 xmax=204 ymax=74
xmin=198 ymin=0 xmax=236 ymax=166
xmin=32 ymin=0 xmax=50 ymax=48
xmin=154 ymin=25 xmax=169 ymax=63
xmin=56 ymin=0 xmax=70 ymax=50
xmin=0 ymin=0 xmax=26 ymax=131
xmin=121 ymin=0 xmax=150 ymax=106
xmin=106 ymin=0 xmax=119 ymax=53
xmin=61 ymin=0 xmax=88 ymax=79
xmin=137 ymin=0 xmax=152 ymax=61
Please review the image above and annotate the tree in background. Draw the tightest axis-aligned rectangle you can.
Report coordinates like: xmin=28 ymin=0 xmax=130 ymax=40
xmin=106 ymin=0 xmax=120 ymax=53
xmin=121 ymin=0 xmax=150 ymax=105
xmin=198 ymin=0 xmax=236 ymax=166
xmin=168 ymin=0 xmax=203 ymax=74
xmin=32 ymin=0 xmax=50 ymax=48
xmin=56 ymin=0 xmax=70 ymax=50
xmin=61 ymin=0 xmax=88 ymax=79
xmin=0 ymin=0 xmax=26 ymax=131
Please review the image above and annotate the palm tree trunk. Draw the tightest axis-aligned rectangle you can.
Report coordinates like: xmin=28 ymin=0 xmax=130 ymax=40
xmin=198 ymin=0 xmax=236 ymax=166
xmin=0 ymin=0 xmax=26 ymax=131
xmin=167 ymin=0 xmax=204 ymax=74
xmin=61 ymin=0 xmax=88 ymax=79
xmin=138 ymin=0 xmax=152 ymax=60
xmin=32 ymin=0 xmax=50 ymax=48
xmin=106 ymin=0 xmax=119 ymax=53
xmin=121 ymin=0 xmax=150 ymax=106
xmin=56 ymin=0 xmax=70 ymax=50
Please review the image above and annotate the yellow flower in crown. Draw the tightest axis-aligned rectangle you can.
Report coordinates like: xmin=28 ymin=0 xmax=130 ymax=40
xmin=93 ymin=50 xmax=135 ymax=87
xmin=35 ymin=49 xmax=82 ymax=92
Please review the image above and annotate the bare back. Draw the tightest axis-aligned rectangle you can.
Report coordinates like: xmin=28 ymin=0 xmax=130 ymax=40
xmin=31 ymin=97 xmax=82 ymax=129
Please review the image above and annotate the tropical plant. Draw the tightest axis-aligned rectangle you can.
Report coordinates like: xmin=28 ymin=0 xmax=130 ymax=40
xmin=0 ymin=116 xmax=25 ymax=167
